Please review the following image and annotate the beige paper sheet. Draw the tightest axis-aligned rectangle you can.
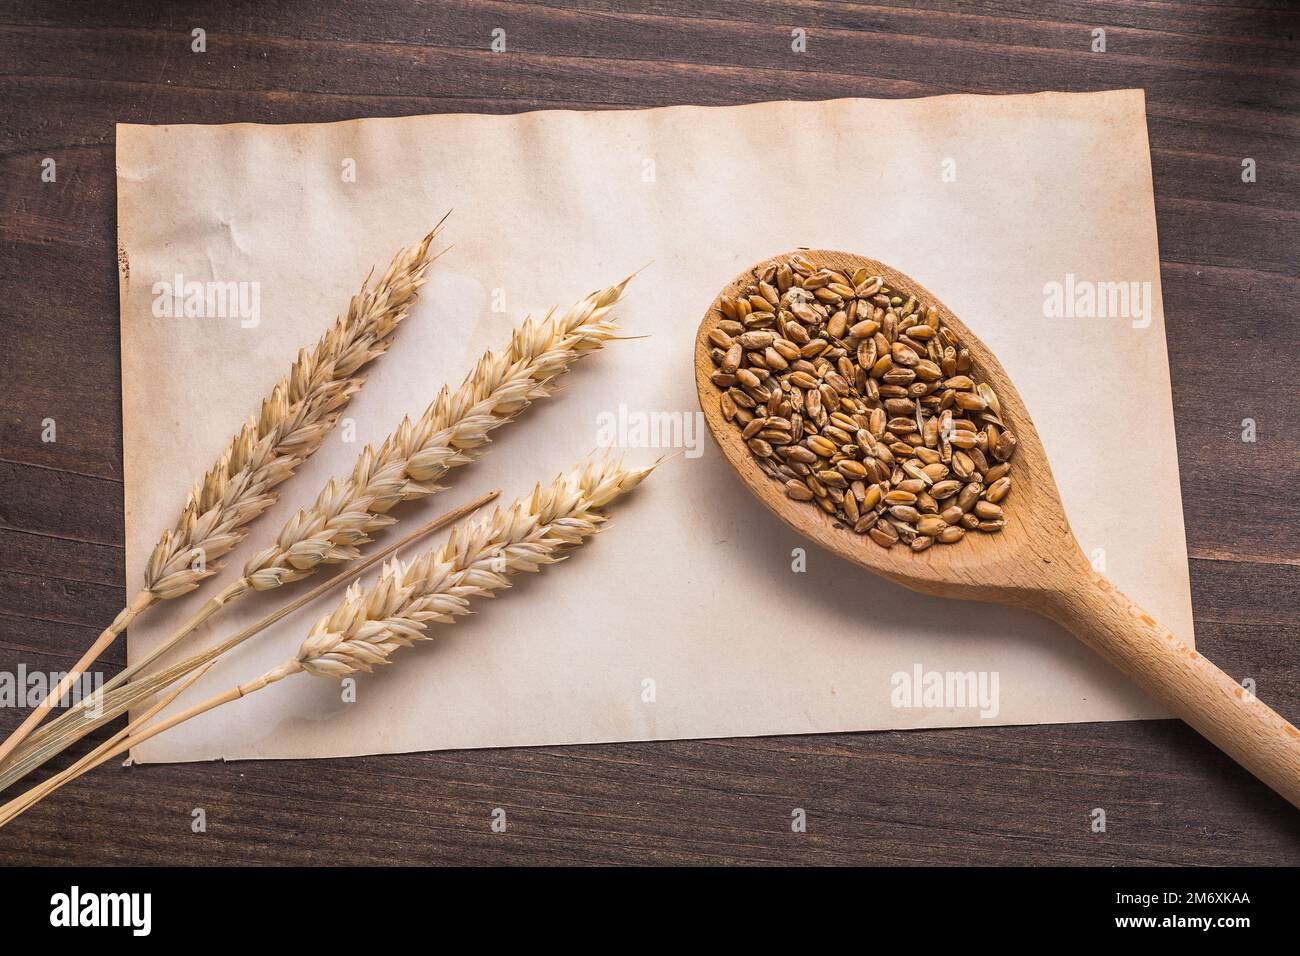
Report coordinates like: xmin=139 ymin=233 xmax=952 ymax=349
xmin=117 ymin=90 xmax=1191 ymax=764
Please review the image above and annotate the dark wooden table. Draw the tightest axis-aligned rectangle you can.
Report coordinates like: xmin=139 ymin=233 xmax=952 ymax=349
xmin=1 ymin=1 xmax=1297 ymax=866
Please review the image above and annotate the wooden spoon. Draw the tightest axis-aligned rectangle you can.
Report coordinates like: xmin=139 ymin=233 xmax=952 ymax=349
xmin=695 ymin=249 xmax=1300 ymax=809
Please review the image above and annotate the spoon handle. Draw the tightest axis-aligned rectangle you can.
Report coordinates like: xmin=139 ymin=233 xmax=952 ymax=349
xmin=1040 ymin=564 xmax=1300 ymax=809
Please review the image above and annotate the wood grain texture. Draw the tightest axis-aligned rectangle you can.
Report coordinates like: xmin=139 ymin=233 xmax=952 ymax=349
xmin=1 ymin=0 xmax=1297 ymax=864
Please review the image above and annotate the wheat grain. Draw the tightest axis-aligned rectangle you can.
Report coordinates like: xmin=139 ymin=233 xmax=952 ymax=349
xmin=709 ymin=256 xmax=1016 ymax=551
xmin=0 ymin=224 xmax=446 ymax=767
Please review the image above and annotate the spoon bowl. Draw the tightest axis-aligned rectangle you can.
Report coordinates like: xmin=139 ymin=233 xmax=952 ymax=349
xmin=696 ymin=249 xmax=1300 ymax=809
xmin=696 ymin=250 xmax=1070 ymax=604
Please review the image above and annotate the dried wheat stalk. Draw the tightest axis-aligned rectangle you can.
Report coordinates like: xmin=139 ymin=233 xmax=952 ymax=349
xmin=0 ymin=456 xmax=658 ymax=828
xmin=1 ymin=278 xmax=633 ymax=785
xmin=0 ymin=490 xmax=500 ymax=795
xmin=117 ymin=277 xmax=632 ymax=685
xmin=0 ymin=225 xmax=446 ymax=766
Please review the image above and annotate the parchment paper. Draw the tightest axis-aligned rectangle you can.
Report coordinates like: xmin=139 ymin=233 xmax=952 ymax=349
xmin=117 ymin=90 xmax=1192 ymax=763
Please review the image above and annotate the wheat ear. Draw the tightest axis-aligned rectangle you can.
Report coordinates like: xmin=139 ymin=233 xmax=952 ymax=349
xmin=0 ymin=279 xmax=633 ymax=785
xmin=0 ymin=224 xmax=446 ymax=766
xmin=0 ymin=456 xmax=658 ymax=828
xmin=294 ymin=453 xmax=656 ymax=677
xmin=119 ymin=278 xmax=632 ymax=686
